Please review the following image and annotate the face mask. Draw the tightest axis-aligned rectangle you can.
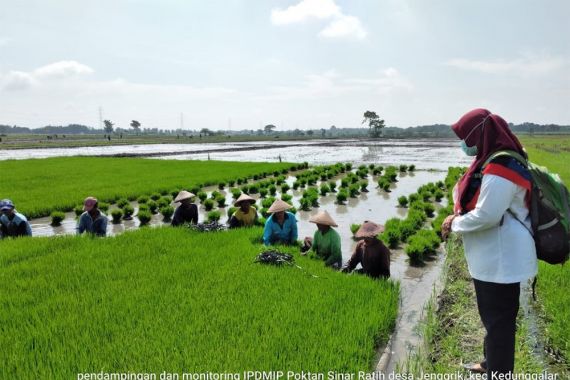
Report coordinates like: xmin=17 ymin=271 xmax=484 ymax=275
xmin=459 ymin=116 xmax=488 ymax=156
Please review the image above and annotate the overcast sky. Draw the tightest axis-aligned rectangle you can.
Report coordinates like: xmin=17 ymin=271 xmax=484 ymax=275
xmin=1 ymin=0 xmax=569 ymax=130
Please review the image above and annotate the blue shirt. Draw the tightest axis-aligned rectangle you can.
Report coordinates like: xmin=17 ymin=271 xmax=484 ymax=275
xmin=0 ymin=211 xmax=32 ymax=237
xmin=263 ymin=212 xmax=298 ymax=246
xmin=77 ymin=211 xmax=108 ymax=237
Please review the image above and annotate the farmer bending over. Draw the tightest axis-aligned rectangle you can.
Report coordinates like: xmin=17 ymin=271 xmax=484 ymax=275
xmin=302 ymin=210 xmax=342 ymax=268
xmin=77 ymin=197 xmax=107 ymax=237
xmin=172 ymin=190 xmax=198 ymax=226
xmin=229 ymin=194 xmax=258 ymax=228
xmin=343 ymin=221 xmax=390 ymax=279
xmin=0 ymin=199 xmax=32 ymax=238
xmin=263 ymin=199 xmax=298 ymax=246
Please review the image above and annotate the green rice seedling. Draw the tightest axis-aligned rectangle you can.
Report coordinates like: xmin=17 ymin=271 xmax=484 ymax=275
xmin=349 ymin=184 xmax=360 ymax=198
xmin=268 ymin=185 xmax=277 ymax=196
xmin=227 ymin=179 xmax=235 ymax=187
xmin=147 ymin=200 xmax=158 ymax=214
xmin=262 ymin=197 xmax=276 ymax=209
xmin=416 ymin=229 xmax=441 ymax=252
xmin=150 ymin=193 xmax=161 ymax=201
xmin=281 ymin=168 xmax=288 ymax=174
xmin=117 ymin=198 xmax=130 ymax=208
xmin=137 ymin=210 xmax=152 ymax=226
xmin=408 ymin=193 xmax=419 ymax=203
xmin=340 ymin=178 xmax=350 ymax=188
xmin=236 ymin=178 xmax=243 ymax=185
xmin=98 ymin=202 xmax=109 ymax=212
xmin=230 ymin=188 xmax=242 ymax=199
xmin=423 ymin=203 xmax=435 ymax=217
xmin=357 ymin=169 xmax=368 ymax=179
xmin=350 ymin=223 xmax=361 ymax=235
xmin=434 ymin=189 xmax=444 ymax=202
xmin=307 ymin=176 xmax=317 ymax=186
xmin=74 ymin=205 xmax=83 ymax=217
xmin=320 ymin=173 xmax=328 ymax=181
xmin=137 ymin=195 xmax=149 ymax=204
xmin=320 ymin=183 xmax=330 ymax=196
xmin=276 ymin=175 xmax=286 ymax=185
xmin=407 ymin=209 xmax=427 ymax=231
xmin=398 ymin=196 xmax=408 ymax=207
xmin=359 ymin=180 xmax=369 ymax=192
xmin=50 ymin=211 xmax=65 ymax=226
xmin=372 ymin=168 xmax=382 ymax=176
xmin=197 ymin=191 xmax=208 ymax=202
xmin=358 ymin=164 xmax=367 ymax=171
xmin=350 ymin=174 xmax=360 ymax=184
xmin=159 ymin=189 xmax=170 ymax=196
xmin=405 ymin=238 xmax=425 ymax=264
xmin=436 ymin=180 xmax=445 ymax=189
xmin=216 ymin=196 xmax=226 ymax=208
xmin=204 ymin=199 xmax=215 ymax=211
xmin=299 ymin=198 xmax=311 ymax=211
xmin=345 ymin=163 xmax=353 ymax=170
xmin=122 ymin=205 xmax=134 ymax=220
xmin=408 ymin=164 xmax=416 ymax=171
xmin=157 ymin=197 xmax=170 ymax=209
xmin=218 ymin=181 xmax=226 ymax=190
xmin=292 ymin=181 xmax=300 ymax=190
xmin=207 ymin=210 xmax=222 ymax=222
xmin=399 ymin=219 xmax=416 ymax=242
xmin=253 ymin=174 xmax=260 ymax=180
xmin=111 ymin=208 xmax=123 ymax=224
xmin=336 ymin=190 xmax=348 ymax=204
xmin=241 ymin=185 xmax=250 ymax=194
xmin=326 ymin=172 xmax=334 ymax=179
xmin=399 ymin=164 xmax=408 ymax=172
xmin=170 ymin=189 xmax=180 ymax=198
xmin=289 ymin=207 xmax=297 ymax=214
xmin=382 ymin=218 xmax=402 ymax=248
xmin=281 ymin=194 xmax=293 ymax=203
xmin=368 ymin=164 xmax=375 ymax=169
xmin=259 ymin=188 xmax=268 ymax=198
xmin=210 ymin=190 xmax=221 ymax=200
xmin=138 ymin=204 xmax=149 ymax=213
xmin=248 ymin=184 xmax=259 ymax=194
xmin=281 ymin=183 xmax=290 ymax=193
xmin=227 ymin=206 xmax=237 ymax=217
xmin=189 ymin=185 xmax=201 ymax=195
xmin=160 ymin=205 xmax=174 ymax=221
xmin=421 ymin=191 xmax=431 ymax=202
xmin=328 ymin=181 xmax=337 ymax=192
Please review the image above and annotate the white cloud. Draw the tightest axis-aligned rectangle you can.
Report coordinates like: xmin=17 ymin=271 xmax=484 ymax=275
xmin=33 ymin=60 xmax=94 ymax=79
xmin=1 ymin=71 xmax=36 ymax=91
xmin=445 ymin=54 xmax=567 ymax=76
xmin=271 ymin=0 xmax=340 ymax=25
xmin=319 ymin=14 xmax=367 ymax=39
xmin=271 ymin=0 xmax=366 ymax=40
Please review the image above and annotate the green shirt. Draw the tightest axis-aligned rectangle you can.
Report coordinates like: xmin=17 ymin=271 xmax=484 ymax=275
xmin=311 ymin=228 xmax=342 ymax=267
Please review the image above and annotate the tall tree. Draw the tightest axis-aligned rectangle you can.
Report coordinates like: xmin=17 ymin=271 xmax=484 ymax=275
xmin=103 ymin=120 xmax=114 ymax=134
xmin=264 ymin=124 xmax=276 ymax=134
xmin=130 ymin=120 xmax=141 ymax=135
xmin=362 ymin=111 xmax=385 ymax=138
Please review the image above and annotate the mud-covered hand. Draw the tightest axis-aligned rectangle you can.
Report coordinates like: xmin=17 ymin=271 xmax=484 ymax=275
xmin=441 ymin=214 xmax=456 ymax=241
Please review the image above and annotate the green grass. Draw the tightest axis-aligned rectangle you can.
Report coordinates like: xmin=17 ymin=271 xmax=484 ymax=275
xmin=0 ymin=157 xmax=295 ymax=218
xmin=0 ymin=227 xmax=399 ymax=378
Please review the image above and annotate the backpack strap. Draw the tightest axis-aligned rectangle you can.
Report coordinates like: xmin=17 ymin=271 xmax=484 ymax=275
xmin=482 ymin=150 xmax=528 ymax=170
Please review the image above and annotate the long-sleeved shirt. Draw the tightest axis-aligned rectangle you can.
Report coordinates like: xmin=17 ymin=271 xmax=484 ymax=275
xmin=263 ymin=212 xmax=298 ymax=246
xmin=229 ymin=207 xmax=258 ymax=228
xmin=171 ymin=203 xmax=198 ymax=226
xmin=311 ymin=228 xmax=342 ymax=267
xmin=0 ymin=212 xmax=32 ymax=238
xmin=344 ymin=239 xmax=391 ymax=278
xmin=451 ymin=173 xmax=537 ymax=283
xmin=77 ymin=211 xmax=107 ymax=237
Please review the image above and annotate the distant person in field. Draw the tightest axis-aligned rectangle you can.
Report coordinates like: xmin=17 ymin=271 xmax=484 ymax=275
xmin=263 ymin=199 xmax=298 ymax=246
xmin=441 ymin=108 xmax=537 ymax=378
xmin=343 ymin=221 xmax=390 ymax=279
xmin=171 ymin=190 xmax=198 ymax=226
xmin=77 ymin=197 xmax=107 ymax=237
xmin=0 ymin=199 xmax=32 ymax=238
xmin=301 ymin=210 xmax=342 ymax=268
xmin=229 ymin=194 xmax=258 ymax=228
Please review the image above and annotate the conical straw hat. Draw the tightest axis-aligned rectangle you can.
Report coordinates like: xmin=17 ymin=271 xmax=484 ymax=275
xmin=354 ymin=221 xmax=384 ymax=238
xmin=174 ymin=190 xmax=195 ymax=202
xmin=267 ymin=199 xmax=292 ymax=213
xmin=233 ymin=193 xmax=256 ymax=206
xmin=309 ymin=210 xmax=338 ymax=227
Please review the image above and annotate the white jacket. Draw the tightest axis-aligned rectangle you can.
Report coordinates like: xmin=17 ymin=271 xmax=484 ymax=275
xmin=451 ymin=174 xmax=537 ymax=283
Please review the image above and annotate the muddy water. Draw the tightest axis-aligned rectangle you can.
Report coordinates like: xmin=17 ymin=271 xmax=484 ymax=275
xmin=28 ymin=169 xmax=447 ymax=371
xmin=0 ymin=139 xmax=473 ymax=170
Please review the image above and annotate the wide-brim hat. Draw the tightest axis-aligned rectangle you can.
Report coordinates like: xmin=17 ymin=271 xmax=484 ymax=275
xmin=234 ymin=193 xmax=256 ymax=207
xmin=355 ymin=221 xmax=384 ymax=238
xmin=83 ymin=196 xmax=98 ymax=212
xmin=267 ymin=199 xmax=292 ymax=213
xmin=309 ymin=210 xmax=338 ymax=227
xmin=174 ymin=190 xmax=195 ymax=202
xmin=0 ymin=198 xmax=14 ymax=211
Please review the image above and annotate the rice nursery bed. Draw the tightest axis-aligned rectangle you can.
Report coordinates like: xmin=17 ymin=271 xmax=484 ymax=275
xmin=0 ymin=157 xmax=297 ymax=218
xmin=0 ymin=227 xmax=399 ymax=378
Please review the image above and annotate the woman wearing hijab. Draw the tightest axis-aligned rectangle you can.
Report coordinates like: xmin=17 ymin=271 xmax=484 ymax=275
xmin=441 ymin=108 xmax=537 ymax=377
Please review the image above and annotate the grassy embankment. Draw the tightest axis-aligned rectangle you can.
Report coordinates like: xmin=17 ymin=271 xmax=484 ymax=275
xmin=405 ymin=136 xmax=570 ymax=375
xmin=0 ymin=157 xmax=296 ymax=218
xmin=0 ymin=227 xmax=399 ymax=378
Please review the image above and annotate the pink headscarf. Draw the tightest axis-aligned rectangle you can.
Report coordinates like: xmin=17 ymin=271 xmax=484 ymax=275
xmin=451 ymin=108 xmax=527 ymax=213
